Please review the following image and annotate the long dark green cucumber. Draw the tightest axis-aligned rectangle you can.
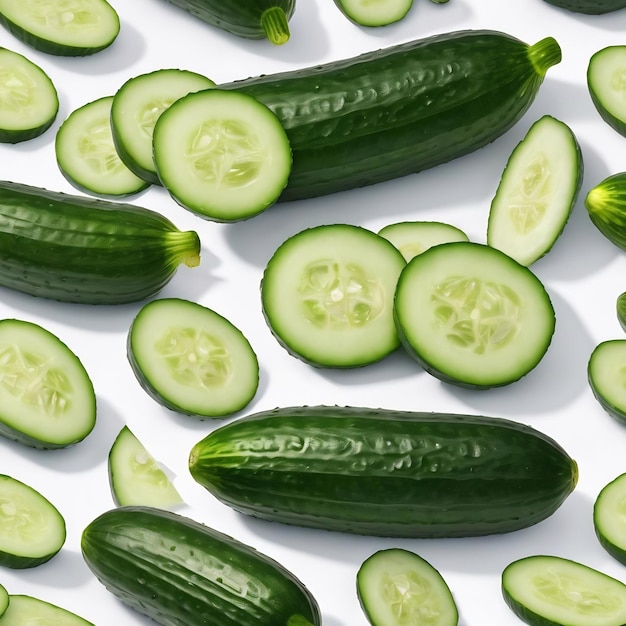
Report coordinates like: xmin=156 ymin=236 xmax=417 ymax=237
xmin=0 ymin=181 xmax=200 ymax=304
xmin=81 ymin=506 xmax=321 ymax=626
xmin=188 ymin=406 xmax=578 ymax=538
xmin=221 ymin=30 xmax=561 ymax=201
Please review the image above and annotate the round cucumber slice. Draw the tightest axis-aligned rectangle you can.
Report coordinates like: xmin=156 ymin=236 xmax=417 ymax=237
xmin=128 ymin=298 xmax=259 ymax=418
xmin=588 ymin=339 xmax=626 ymax=422
xmin=0 ymin=474 xmax=66 ymax=568
xmin=261 ymin=224 xmax=406 ymax=368
xmin=0 ymin=583 xmax=8 ymax=617
xmin=357 ymin=548 xmax=458 ymax=626
xmin=153 ymin=88 xmax=292 ymax=222
xmin=594 ymin=473 xmax=626 ymax=566
xmin=588 ymin=46 xmax=626 ymax=137
xmin=394 ymin=241 xmax=555 ymax=388
xmin=0 ymin=595 xmax=93 ymax=625
xmin=502 ymin=555 xmax=626 ymax=626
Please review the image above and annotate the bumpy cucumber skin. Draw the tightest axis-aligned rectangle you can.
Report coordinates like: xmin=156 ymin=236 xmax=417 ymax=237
xmin=585 ymin=173 xmax=626 ymax=251
xmin=81 ymin=506 xmax=321 ymax=626
xmin=222 ymin=30 xmax=561 ymax=201
xmin=543 ymin=0 xmax=626 ymax=13
xmin=0 ymin=181 xmax=200 ymax=304
xmin=189 ymin=406 xmax=578 ymax=538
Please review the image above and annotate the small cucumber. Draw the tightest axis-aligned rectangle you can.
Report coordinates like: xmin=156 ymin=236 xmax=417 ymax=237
xmin=544 ymin=0 xmax=626 ymax=13
xmin=333 ymin=0 xmax=414 ymax=27
xmin=0 ymin=474 xmax=66 ymax=569
xmin=588 ymin=46 xmax=626 ymax=137
xmin=0 ymin=583 xmax=8 ymax=617
xmin=617 ymin=292 xmax=626 ymax=332
xmin=357 ymin=549 xmax=458 ymax=626
xmin=594 ymin=473 xmax=626 ymax=565
xmin=502 ymin=555 xmax=626 ymax=626
xmin=585 ymin=173 xmax=626 ymax=250
xmin=487 ymin=115 xmax=583 ymax=266
xmin=0 ymin=595 xmax=93 ymax=625
xmin=588 ymin=339 xmax=626 ymax=423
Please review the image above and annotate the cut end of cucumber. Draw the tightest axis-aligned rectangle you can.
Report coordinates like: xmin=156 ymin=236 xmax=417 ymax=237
xmin=261 ymin=7 xmax=290 ymax=45
xmin=585 ymin=173 xmax=626 ymax=250
xmin=528 ymin=37 xmax=562 ymax=76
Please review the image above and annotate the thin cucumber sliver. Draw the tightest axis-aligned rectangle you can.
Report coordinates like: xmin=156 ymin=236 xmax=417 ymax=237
xmin=594 ymin=473 xmax=626 ymax=565
xmin=0 ymin=583 xmax=8 ymax=617
xmin=588 ymin=339 xmax=626 ymax=422
xmin=0 ymin=595 xmax=93 ymax=625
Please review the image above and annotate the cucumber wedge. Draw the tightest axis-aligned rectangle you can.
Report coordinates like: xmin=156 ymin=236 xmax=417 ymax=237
xmin=334 ymin=0 xmax=414 ymax=26
xmin=0 ymin=583 xmax=8 ymax=617
xmin=0 ymin=474 xmax=66 ymax=569
xmin=502 ymin=555 xmax=626 ymax=626
xmin=357 ymin=549 xmax=458 ymax=626
xmin=394 ymin=241 xmax=555 ymax=388
xmin=487 ymin=115 xmax=583 ymax=266
xmin=0 ymin=0 xmax=119 ymax=56
xmin=594 ymin=473 xmax=626 ymax=565
xmin=108 ymin=426 xmax=183 ymax=508
xmin=0 ymin=595 xmax=93 ymax=625
xmin=588 ymin=46 xmax=626 ymax=137
xmin=585 ymin=173 xmax=626 ymax=250
xmin=588 ymin=339 xmax=626 ymax=423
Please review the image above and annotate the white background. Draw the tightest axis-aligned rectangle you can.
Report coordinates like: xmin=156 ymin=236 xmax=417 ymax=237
xmin=1 ymin=0 xmax=626 ymax=624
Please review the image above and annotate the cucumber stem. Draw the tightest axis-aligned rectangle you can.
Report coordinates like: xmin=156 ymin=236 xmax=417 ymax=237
xmin=528 ymin=36 xmax=562 ymax=76
xmin=168 ymin=230 xmax=201 ymax=268
xmin=261 ymin=7 xmax=290 ymax=45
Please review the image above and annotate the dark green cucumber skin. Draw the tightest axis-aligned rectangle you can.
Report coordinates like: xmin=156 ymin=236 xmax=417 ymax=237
xmin=543 ymin=0 xmax=626 ymax=13
xmin=0 ymin=181 xmax=200 ymax=304
xmin=221 ymin=30 xmax=560 ymax=202
xmin=189 ymin=406 xmax=578 ymax=538
xmin=585 ymin=173 xmax=626 ymax=251
xmin=81 ymin=506 xmax=321 ymax=626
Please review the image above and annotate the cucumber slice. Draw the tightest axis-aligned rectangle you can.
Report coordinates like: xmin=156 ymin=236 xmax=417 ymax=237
xmin=128 ymin=298 xmax=259 ymax=418
xmin=153 ymin=88 xmax=292 ymax=222
xmin=261 ymin=224 xmax=406 ymax=368
xmin=502 ymin=555 xmax=626 ymax=626
xmin=394 ymin=241 xmax=555 ymax=388
xmin=594 ymin=473 xmax=626 ymax=565
xmin=108 ymin=425 xmax=183 ymax=508
xmin=378 ymin=221 xmax=469 ymax=262
xmin=0 ymin=0 xmax=120 ymax=56
xmin=0 ymin=319 xmax=96 ymax=449
xmin=334 ymin=0 xmax=414 ymax=26
xmin=0 ymin=595 xmax=93 ymax=625
xmin=588 ymin=339 xmax=626 ymax=422
xmin=0 ymin=474 xmax=66 ymax=568
xmin=487 ymin=115 xmax=583 ymax=266
xmin=111 ymin=69 xmax=216 ymax=185
xmin=0 ymin=47 xmax=58 ymax=143
xmin=588 ymin=46 xmax=626 ymax=137
xmin=357 ymin=549 xmax=458 ymax=626
xmin=617 ymin=292 xmax=626 ymax=332
xmin=0 ymin=583 xmax=8 ymax=617
xmin=55 ymin=96 xmax=149 ymax=198
xmin=585 ymin=173 xmax=626 ymax=250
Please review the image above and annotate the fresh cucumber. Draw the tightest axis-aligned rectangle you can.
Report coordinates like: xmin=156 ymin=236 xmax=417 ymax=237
xmin=0 ymin=583 xmax=7 ymax=618
xmin=159 ymin=0 xmax=295 ymax=44
xmin=127 ymin=298 xmax=259 ymax=418
xmin=502 ymin=555 xmax=626 ymax=626
xmin=153 ymin=88 xmax=292 ymax=222
xmin=0 ymin=319 xmax=96 ymax=449
xmin=108 ymin=426 xmax=183 ymax=508
xmin=377 ymin=221 xmax=469 ymax=262
xmin=0 ymin=47 xmax=58 ymax=143
xmin=55 ymin=96 xmax=149 ymax=198
xmin=0 ymin=474 xmax=65 ymax=569
xmin=617 ymin=292 xmax=626 ymax=332
xmin=81 ymin=506 xmax=321 ymax=626
xmin=588 ymin=339 xmax=626 ymax=423
xmin=261 ymin=224 xmax=406 ymax=368
xmin=0 ymin=0 xmax=120 ymax=56
xmin=487 ymin=115 xmax=583 ymax=266
xmin=188 ymin=405 xmax=578 ymax=538
xmin=333 ymin=0 xmax=414 ymax=27
xmin=111 ymin=69 xmax=216 ymax=185
xmin=585 ymin=173 xmax=626 ymax=251
xmin=0 ymin=595 xmax=93 ymax=625
xmin=394 ymin=241 xmax=555 ymax=388
xmin=0 ymin=180 xmax=200 ymax=304
xmin=357 ymin=548 xmax=458 ymax=626
xmin=594 ymin=473 xmax=626 ymax=566
xmin=222 ymin=30 xmax=561 ymax=201
xmin=543 ymin=0 xmax=626 ymax=13
xmin=588 ymin=46 xmax=626 ymax=137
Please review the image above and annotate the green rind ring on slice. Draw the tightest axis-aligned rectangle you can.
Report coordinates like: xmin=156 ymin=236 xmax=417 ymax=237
xmin=588 ymin=46 xmax=626 ymax=137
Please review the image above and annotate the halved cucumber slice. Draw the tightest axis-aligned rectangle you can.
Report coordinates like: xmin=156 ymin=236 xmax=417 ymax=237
xmin=0 ymin=474 xmax=66 ymax=569
xmin=588 ymin=339 xmax=626 ymax=422
xmin=0 ymin=583 xmax=8 ymax=617
xmin=111 ymin=69 xmax=216 ymax=185
xmin=594 ymin=473 xmax=626 ymax=565
xmin=502 ymin=555 xmax=626 ymax=626
xmin=128 ymin=298 xmax=259 ymax=418
xmin=0 ymin=0 xmax=120 ymax=56
xmin=394 ymin=241 xmax=555 ymax=388
xmin=585 ymin=173 xmax=626 ymax=250
xmin=378 ymin=221 xmax=469 ymax=262
xmin=0 ymin=47 xmax=58 ymax=143
xmin=357 ymin=549 xmax=458 ymax=626
xmin=333 ymin=0 xmax=414 ymax=26
xmin=0 ymin=595 xmax=93 ymax=625
xmin=588 ymin=46 xmax=626 ymax=137
xmin=487 ymin=115 xmax=583 ymax=266
xmin=262 ymin=224 xmax=406 ymax=368
xmin=0 ymin=319 xmax=96 ymax=448
xmin=153 ymin=88 xmax=292 ymax=222
xmin=55 ymin=96 xmax=149 ymax=198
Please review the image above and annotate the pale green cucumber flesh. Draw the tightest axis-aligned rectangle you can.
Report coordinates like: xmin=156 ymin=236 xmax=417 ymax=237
xmin=0 ymin=595 xmax=93 ymax=625
xmin=487 ymin=115 xmax=582 ymax=266
xmin=0 ymin=319 xmax=96 ymax=448
xmin=334 ymin=0 xmax=414 ymax=26
xmin=594 ymin=473 xmax=626 ymax=565
xmin=588 ymin=46 xmax=626 ymax=136
xmin=153 ymin=88 xmax=292 ymax=222
xmin=588 ymin=339 xmax=626 ymax=422
xmin=55 ymin=96 xmax=149 ymax=197
xmin=357 ymin=549 xmax=458 ymax=626
xmin=394 ymin=241 xmax=555 ymax=388
xmin=0 ymin=474 xmax=66 ymax=568
xmin=128 ymin=298 xmax=259 ymax=418
xmin=111 ymin=69 xmax=216 ymax=185
xmin=0 ymin=583 xmax=7 ymax=617
xmin=261 ymin=224 xmax=406 ymax=368
xmin=0 ymin=47 xmax=58 ymax=142
xmin=502 ymin=555 xmax=626 ymax=626
xmin=108 ymin=426 xmax=183 ymax=508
